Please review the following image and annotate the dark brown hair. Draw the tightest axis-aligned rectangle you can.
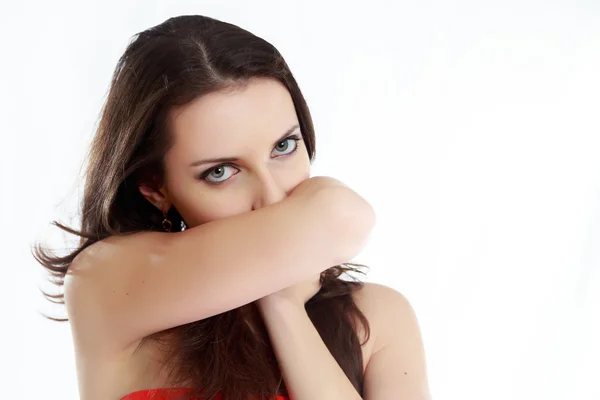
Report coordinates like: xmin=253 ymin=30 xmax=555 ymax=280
xmin=32 ymin=15 xmax=370 ymax=400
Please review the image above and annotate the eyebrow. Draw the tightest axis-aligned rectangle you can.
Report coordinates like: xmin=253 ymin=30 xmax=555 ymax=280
xmin=189 ymin=124 xmax=301 ymax=168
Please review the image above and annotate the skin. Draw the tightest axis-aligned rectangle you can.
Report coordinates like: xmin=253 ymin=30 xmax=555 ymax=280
xmin=70 ymin=77 xmax=430 ymax=399
xmin=139 ymin=78 xmax=311 ymax=225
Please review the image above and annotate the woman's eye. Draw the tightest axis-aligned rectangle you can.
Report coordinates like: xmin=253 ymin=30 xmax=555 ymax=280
xmin=201 ymin=165 xmax=239 ymax=184
xmin=199 ymin=136 xmax=300 ymax=184
xmin=272 ymin=137 xmax=299 ymax=156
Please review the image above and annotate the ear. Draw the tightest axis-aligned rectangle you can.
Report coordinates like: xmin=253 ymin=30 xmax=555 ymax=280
xmin=138 ymin=180 xmax=171 ymax=212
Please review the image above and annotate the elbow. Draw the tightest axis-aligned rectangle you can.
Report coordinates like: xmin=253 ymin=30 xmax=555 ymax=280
xmin=316 ymin=186 xmax=376 ymax=264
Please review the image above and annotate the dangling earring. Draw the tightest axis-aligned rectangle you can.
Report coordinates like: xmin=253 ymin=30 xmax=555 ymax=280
xmin=180 ymin=220 xmax=187 ymax=231
xmin=162 ymin=207 xmax=172 ymax=232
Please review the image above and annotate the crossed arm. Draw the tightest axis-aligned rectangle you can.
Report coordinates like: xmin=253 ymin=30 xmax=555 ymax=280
xmin=259 ymin=282 xmax=432 ymax=400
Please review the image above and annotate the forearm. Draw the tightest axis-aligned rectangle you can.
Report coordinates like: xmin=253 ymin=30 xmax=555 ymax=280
xmin=259 ymin=297 xmax=363 ymax=400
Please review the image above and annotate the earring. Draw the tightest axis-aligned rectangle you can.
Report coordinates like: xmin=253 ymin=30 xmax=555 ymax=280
xmin=162 ymin=207 xmax=172 ymax=232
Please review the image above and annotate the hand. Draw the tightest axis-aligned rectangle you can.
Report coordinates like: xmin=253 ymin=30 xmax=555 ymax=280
xmin=258 ymin=275 xmax=322 ymax=310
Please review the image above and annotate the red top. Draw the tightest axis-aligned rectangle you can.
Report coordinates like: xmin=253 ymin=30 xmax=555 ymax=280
xmin=121 ymin=388 xmax=288 ymax=400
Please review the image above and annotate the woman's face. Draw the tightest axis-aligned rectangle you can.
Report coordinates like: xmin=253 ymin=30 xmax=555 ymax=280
xmin=142 ymin=77 xmax=311 ymax=228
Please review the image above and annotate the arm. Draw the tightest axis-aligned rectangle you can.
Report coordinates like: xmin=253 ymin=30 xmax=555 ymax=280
xmin=257 ymin=282 xmax=431 ymax=400
xmin=64 ymin=177 xmax=375 ymax=351
xmin=258 ymin=295 xmax=364 ymax=400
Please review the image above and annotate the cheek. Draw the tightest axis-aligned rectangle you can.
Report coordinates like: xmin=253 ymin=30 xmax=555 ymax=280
xmin=290 ymin=157 xmax=311 ymax=188
xmin=186 ymin=193 xmax=248 ymax=226
xmin=274 ymin=153 xmax=311 ymax=195
xmin=290 ymin=169 xmax=310 ymax=192
xmin=168 ymin=181 xmax=241 ymax=227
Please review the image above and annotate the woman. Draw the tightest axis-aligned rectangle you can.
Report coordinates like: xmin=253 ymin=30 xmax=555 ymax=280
xmin=33 ymin=15 xmax=430 ymax=400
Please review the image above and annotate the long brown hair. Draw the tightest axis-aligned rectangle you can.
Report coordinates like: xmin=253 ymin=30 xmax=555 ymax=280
xmin=32 ymin=15 xmax=370 ymax=400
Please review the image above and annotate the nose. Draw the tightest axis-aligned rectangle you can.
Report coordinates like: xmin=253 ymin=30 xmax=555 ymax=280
xmin=251 ymin=170 xmax=287 ymax=211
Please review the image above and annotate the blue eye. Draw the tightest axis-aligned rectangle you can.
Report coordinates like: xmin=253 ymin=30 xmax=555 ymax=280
xmin=200 ymin=165 xmax=239 ymax=184
xmin=272 ymin=136 xmax=300 ymax=157
xmin=198 ymin=134 xmax=301 ymax=185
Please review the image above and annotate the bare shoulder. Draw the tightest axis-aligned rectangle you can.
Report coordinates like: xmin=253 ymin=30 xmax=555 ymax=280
xmin=352 ymin=282 xmax=431 ymax=399
xmin=352 ymin=281 xmax=412 ymax=312
xmin=69 ymin=231 xmax=167 ymax=270
xmin=65 ymin=231 xmax=168 ymax=287
xmin=63 ymin=232 xmax=168 ymax=342
xmin=351 ymin=282 xmax=418 ymax=353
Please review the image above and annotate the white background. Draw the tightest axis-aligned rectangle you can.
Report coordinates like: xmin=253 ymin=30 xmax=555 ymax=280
xmin=1 ymin=1 xmax=599 ymax=399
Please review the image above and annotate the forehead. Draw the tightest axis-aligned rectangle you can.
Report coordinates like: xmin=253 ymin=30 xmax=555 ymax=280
xmin=167 ymin=78 xmax=298 ymax=158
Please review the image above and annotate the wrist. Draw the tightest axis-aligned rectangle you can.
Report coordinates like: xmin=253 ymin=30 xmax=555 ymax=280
xmin=258 ymin=294 xmax=306 ymax=317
